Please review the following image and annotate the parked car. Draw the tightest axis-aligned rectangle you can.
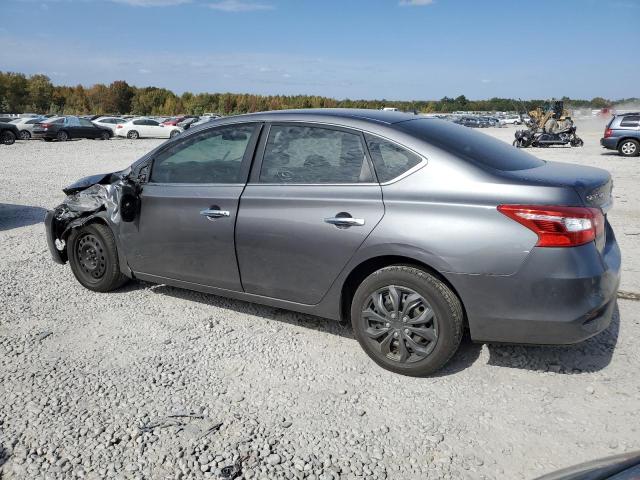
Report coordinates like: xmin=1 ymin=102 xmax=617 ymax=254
xmin=600 ymin=112 xmax=640 ymax=157
xmin=115 ymin=118 xmax=182 ymax=139
xmin=455 ymin=117 xmax=481 ymax=128
xmin=92 ymin=117 xmax=127 ymax=135
xmin=502 ymin=115 xmax=522 ymax=125
xmin=9 ymin=117 xmax=44 ymax=139
xmin=177 ymin=117 xmax=200 ymax=130
xmin=0 ymin=122 xmax=20 ymax=145
xmin=45 ymin=109 xmax=620 ymax=376
xmin=535 ymin=450 xmax=640 ymax=480
xmin=32 ymin=116 xmax=112 ymax=141
xmin=162 ymin=116 xmax=187 ymax=126
xmin=0 ymin=116 xmax=16 ymax=123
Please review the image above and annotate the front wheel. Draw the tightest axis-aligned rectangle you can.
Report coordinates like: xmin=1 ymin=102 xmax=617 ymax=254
xmin=1 ymin=130 xmax=16 ymax=145
xmin=351 ymin=266 xmax=464 ymax=376
xmin=571 ymin=137 xmax=584 ymax=147
xmin=169 ymin=129 xmax=180 ymax=138
xmin=67 ymin=223 xmax=129 ymax=292
xmin=618 ymin=139 xmax=639 ymax=157
xmin=513 ymin=138 xmax=527 ymax=148
xmin=100 ymin=130 xmax=110 ymax=140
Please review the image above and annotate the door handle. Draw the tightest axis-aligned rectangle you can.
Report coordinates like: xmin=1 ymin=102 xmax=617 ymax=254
xmin=324 ymin=216 xmax=365 ymax=227
xmin=200 ymin=209 xmax=230 ymax=219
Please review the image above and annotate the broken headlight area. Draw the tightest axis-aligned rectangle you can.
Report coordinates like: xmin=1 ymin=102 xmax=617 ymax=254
xmin=49 ymin=172 xmax=140 ymax=257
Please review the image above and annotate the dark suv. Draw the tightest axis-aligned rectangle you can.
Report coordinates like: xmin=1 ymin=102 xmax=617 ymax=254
xmin=601 ymin=113 xmax=640 ymax=157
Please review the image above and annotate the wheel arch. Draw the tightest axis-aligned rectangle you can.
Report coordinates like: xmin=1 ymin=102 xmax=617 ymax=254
xmin=617 ymin=136 xmax=640 ymax=148
xmin=339 ymin=255 xmax=467 ymax=326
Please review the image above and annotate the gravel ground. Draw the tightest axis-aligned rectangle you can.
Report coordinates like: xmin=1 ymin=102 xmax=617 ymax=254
xmin=0 ymin=123 xmax=638 ymax=480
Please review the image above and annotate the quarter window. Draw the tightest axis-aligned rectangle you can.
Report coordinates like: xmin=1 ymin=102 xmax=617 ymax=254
xmin=150 ymin=124 xmax=255 ymax=184
xmin=620 ymin=115 xmax=640 ymax=127
xmin=260 ymin=125 xmax=371 ymax=183
xmin=365 ymin=134 xmax=422 ymax=182
xmin=79 ymin=119 xmax=94 ymax=127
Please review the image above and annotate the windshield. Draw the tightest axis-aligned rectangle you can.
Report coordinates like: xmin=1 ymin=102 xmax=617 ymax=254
xmin=398 ymin=118 xmax=545 ymax=171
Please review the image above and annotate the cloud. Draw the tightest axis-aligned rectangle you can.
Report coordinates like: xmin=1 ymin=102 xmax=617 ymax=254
xmin=109 ymin=0 xmax=191 ymax=5
xmin=207 ymin=0 xmax=273 ymax=12
xmin=399 ymin=0 xmax=434 ymax=5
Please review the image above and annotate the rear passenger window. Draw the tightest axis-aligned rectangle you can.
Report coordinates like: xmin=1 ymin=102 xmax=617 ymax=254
xmin=150 ymin=124 xmax=255 ymax=184
xmin=259 ymin=125 xmax=371 ymax=184
xmin=620 ymin=115 xmax=640 ymax=127
xmin=365 ymin=134 xmax=422 ymax=182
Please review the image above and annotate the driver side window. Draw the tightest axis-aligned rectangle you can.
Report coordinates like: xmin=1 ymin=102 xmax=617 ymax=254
xmin=150 ymin=124 xmax=256 ymax=184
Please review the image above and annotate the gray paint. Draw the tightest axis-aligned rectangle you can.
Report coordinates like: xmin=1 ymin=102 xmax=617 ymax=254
xmin=48 ymin=109 xmax=621 ymax=345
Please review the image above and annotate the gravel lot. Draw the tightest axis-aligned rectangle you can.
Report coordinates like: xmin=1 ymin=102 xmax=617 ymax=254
xmin=1 ymin=122 xmax=638 ymax=480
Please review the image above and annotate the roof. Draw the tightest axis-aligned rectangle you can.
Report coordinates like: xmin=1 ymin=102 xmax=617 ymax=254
xmin=214 ymin=108 xmax=423 ymax=125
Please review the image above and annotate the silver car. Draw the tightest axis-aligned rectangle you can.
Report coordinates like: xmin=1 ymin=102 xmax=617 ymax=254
xmin=10 ymin=117 xmax=45 ymax=140
xmin=45 ymin=109 xmax=621 ymax=376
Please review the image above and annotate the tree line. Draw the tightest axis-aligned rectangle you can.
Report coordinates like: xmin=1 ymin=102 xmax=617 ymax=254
xmin=0 ymin=71 xmax=634 ymax=116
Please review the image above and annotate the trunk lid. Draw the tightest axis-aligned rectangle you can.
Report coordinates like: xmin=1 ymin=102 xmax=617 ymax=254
xmin=502 ymin=161 xmax=613 ymax=212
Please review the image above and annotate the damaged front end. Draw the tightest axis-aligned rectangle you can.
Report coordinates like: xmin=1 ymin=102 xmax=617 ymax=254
xmin=45 ymin=169 xmax=141 ymax=265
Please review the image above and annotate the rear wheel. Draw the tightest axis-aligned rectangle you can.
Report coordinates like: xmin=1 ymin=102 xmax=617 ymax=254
xmin=351 ymin=266 xmax=463 ymax=376
xmin=127 ymin=130 xmax=139 ymax=139
xmin=618 ymin=139 xmax=639 ymax=157
xmin=1 ymin=130 xmax=16 ymax=145
xmin=170 ymin=129 xmax=180 ymax=138
xmin=19 ymin=130 xmax=31 ymax=140
xmin=68 ymin=223 xmax=128 ymax=292
xmin=57 ymin=130 xmax=69 ymax=141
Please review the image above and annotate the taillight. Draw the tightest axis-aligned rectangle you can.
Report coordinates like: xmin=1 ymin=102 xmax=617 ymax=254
xmin=604 ymin=128 xmax=613 ymax=138
xmin=498 ymin=205 xmax=604 ymax=247
xmin=116 ymin=124 xmax=123 ymax=129
xmin=40 ymin=123 xmax=51 ymax=129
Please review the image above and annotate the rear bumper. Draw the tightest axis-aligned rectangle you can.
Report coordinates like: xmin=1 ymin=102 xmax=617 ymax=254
xmin=448 ymin=225 xmax=621 ymax=345
xmin=600 ymin=137 xmax=617 ymax=149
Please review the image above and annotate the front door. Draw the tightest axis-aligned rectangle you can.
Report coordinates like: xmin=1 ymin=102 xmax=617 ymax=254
xmin=236 ymin=123 xmax=384 ymax=304
xmin=121 ymin=123 xmax=260 ymax=290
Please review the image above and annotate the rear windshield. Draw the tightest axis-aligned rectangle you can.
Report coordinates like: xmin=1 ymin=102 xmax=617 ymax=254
xmin=397 ymin=118 xmax=545 ymax=171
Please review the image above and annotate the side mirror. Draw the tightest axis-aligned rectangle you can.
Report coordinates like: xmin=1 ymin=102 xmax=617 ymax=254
xmin=119 ymin=183 xmax=139 ymax=222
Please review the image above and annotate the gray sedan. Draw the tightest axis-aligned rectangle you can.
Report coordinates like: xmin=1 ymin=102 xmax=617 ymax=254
xmin=9 ymin=117 xmax=45 ymax=140
xmin=44 ymin=109 xmax=621 ymax=376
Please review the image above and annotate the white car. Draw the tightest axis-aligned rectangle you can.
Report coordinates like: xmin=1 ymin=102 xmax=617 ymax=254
xmin=92 ymin=117 xmax=127 ymax=135
xmin=115 ymin=118 xmax=183 ymax=139
xmin=9 ymin=117 xmax=45 ymax=140
xmin=501 ymin=115 xmax=522 ymax=125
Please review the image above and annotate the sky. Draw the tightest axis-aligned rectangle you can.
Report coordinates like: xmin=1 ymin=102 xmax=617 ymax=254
xmin=1 ymin=0 xmax=639 ymax=100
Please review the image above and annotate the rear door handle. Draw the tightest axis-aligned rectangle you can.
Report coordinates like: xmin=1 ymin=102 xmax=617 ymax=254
xmin=324 ymin=217 xmax=365 ymax=227
xmin=200 ymin=209 xmax=230 ymax=219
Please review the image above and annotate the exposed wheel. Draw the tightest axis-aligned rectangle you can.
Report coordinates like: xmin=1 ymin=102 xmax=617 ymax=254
xmin=19 ymin=130 xmax=31 ymax=140
xmin=169 ymin=129 xmax=180 ymax=138
xmin=127 ymin=130 xmax=139 ymax=139
xmin=57 ymin=130 xmax=69 ymax=141
xmin=618 ymin=139 xmax=639 ymax=157
xmin=571 ymin=137 xmax=584 ymax=147
xmin=100 ymin=130 xmax=110 ymax=140
xmin=351 ymin=265 xmax=463 ymax=376
xmin=1 ymin=130 xmax=16 ymax=145
xmin=68 ymin=223 xmax=129 ymax=292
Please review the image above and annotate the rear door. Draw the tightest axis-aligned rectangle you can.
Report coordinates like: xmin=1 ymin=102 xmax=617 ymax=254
xmin=121 ymin=123 xmax=261 ymax=289
xmin=235 ymin=123 xmax=384 ymax=304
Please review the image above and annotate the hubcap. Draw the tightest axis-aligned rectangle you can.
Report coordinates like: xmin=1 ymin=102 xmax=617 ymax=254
xmin=361 ymin=285 xmax=438 ymax=364
xmin=622 ymin=142 xmax=636 ymax=155
xmin=77 ymin=234 xmax=106 ymax=280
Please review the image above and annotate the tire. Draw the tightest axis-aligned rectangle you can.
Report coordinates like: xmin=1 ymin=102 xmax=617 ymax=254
xmin=618 ymin=139 xmax=639 ymax=157
xmin=19 ymin=130 xmax=31 ymax=140
xmin=350 ymin=265 xmax=464 ymax=376
xmin=571 ymin=137 xmax=584 ymax=147
xmin=57 ymin=130 xmax=69 ymax=141
xmin=100 ymin=130 xmax=110 ymax=140
xmin=1 ymin=130 xmax=16 ymax=145
xmin=67 ymin=223 xmax=129 ymax=292
xmin=127 ymin=130 xmax=139 ymax=139
xmin=169 ymin=129 xmax=180 ymax=138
